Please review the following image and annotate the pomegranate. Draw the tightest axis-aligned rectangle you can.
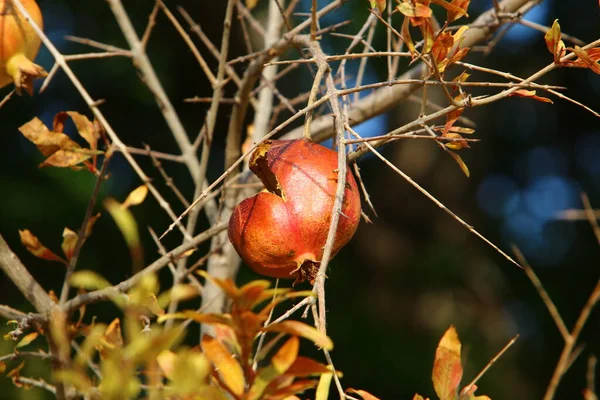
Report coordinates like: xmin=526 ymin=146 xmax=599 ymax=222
xmin=228 ymin=139 xmax=361 ymax=284
xmin=0 ymin=0 xmax=46 ymax=95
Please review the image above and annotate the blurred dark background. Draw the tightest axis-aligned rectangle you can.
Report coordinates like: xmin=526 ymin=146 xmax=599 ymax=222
xmin=1 ymin=0 xmax=599 ymax=399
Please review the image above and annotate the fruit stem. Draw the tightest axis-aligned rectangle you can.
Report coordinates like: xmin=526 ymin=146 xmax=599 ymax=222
xmin=6 ymin=53 xmax=47 ymax=96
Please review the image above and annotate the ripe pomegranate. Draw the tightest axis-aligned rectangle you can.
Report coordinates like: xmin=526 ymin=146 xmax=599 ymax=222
xmin=228 ymin=139 xmax=361 ymax=284
xmin=0 ymin=0 xmax=46 ymax=95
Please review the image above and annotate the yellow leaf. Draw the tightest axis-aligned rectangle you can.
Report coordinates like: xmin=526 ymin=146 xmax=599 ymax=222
xmin=61 ymin=227 xmax=78 ymax=261
xmin=544 ymin=19 xmax=565 ymax=64
xmin=262 ymin=320 xmax=333 ymax=350
xmin=368 ymin=0 xmax=386 ymax=12
xmin=315 ymin=367 xmax=334 ymax=400
xmin=448 ymin=151 xmax=470 ymax=177
xmin=432 ymin=326 xmax=463 ymax=400
xmin=122 ymin=185 xmax=149 ymax=209
xmin=105 ymin=198 xmax=143 ymax=271
xmin=201 ymin=335 xmax=245 ymax=397
xmin=397 ymin=2 xmax=432 ymax=18
xmin=16 ymin=332 xmax=39 ymax=348
xmin=69 ymin=270 xmax=111 ymax=290
xmin=246 ymin=0 xmax=258 ymax=10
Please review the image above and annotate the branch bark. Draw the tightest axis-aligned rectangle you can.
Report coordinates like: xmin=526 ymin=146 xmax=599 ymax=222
xmin=281 ymin=0 xmax=534 ymax=143
xmin=0 ymin=235 xmax=53 ymax=315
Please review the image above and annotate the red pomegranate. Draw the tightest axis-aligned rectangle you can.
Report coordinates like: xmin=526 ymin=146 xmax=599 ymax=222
xmin=228 ymin=139 xmax=361 ymax=284
xmin=0 ymin=0 xmax=46 ymax=95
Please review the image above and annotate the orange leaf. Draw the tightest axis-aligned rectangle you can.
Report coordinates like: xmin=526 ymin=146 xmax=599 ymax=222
xmin=61 ymin=227 xmax=78 ymax=261
xmin=442 ymin=133 xmax=469 ymax=150
xmin=430 ymin=0 xmax=469 ymax=21
xmin=19 ymin=229 xmax=66 ymax=264
xmin=432 ymin=32 xmax=454 ymax=64
xmin=66 ymin=112 xmax=98 ymax=151
xmin=286 ymin=356 xmax=332 ymax=377
xmin=432 ymin=326 xmax=463 ymax=400
xmin=569 ymin=46 xmax=600 ymax=74
xmin=446 ymin=0 xmax=470 ymax=22
xmin=544 ymin=20 xmax=566 ymax=64
xmin=397 ymin=2 xmax=432 ymax=18
xmin=346 ymin=388 xmax=382 ymax=400
xmin=39 ymin=148 xmax=93 ymax=169
xmin=201 ymin=335 xmax=245 ymax=397
xmin=508 ymin=89 xmax=553 ymax=104
xmin=18 ymin=118 xmax=80 ymax=157
xmin=443 ymin=107 xmax=464 ymax=135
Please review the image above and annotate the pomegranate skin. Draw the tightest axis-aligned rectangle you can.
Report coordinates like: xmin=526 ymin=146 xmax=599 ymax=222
xmin=0 ymin=0 xmax=46 ymax=94
xmin=228 ymin=139 xmax=361 ymax=284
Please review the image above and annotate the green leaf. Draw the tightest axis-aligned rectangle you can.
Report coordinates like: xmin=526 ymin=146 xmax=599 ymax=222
xmin=69 ymin=270 xmax=110 ymax=290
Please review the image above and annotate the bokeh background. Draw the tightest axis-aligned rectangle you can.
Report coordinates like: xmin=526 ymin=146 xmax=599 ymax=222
xmin=1 ymin=0 xmax=599 ymax=399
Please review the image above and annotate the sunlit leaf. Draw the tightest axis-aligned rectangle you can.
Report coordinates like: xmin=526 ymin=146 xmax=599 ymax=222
xmin=158 ymin=310 xmax=233 ymax=327
xmin=347 ymin=388 xmax=382 ymax=400
xmin=432 ymin=326 xmax=463 ymax=400
xmin=262 ymin=320 xmax=333 ymax=350
xmin=38 ymin=148 xmax=93 ymax=168
xmin=286 ymin=356 xmax=333 ymax=377
xmin=246 ymin=0 xmax=259 ymax=10
xmin=258 ymin=290 xmax=314 ymax=316
xmin=201 ymin=334 xmax=245 ymax=397
xmin=162 ymin=350 xmax=219 ymax=397
xmin=432 ymin=32 xmax=454 ymax=65
xmin=15 ymin=332 xmax=39 ymax=348
xmin=104 ymin=198 xmax=143 ymax=271
xmin=412 ymin=395 xmax=428 ymax=400
xmin=18 ymin=117 xmax=79 ymax=157
xmin=18 ymin=229 xmax=66 ymax=264
xmin=54 ymin=369 xmax=92 ymax=393
xmin=368 ymin=0 xmax=386 ymax=12
xmin=459 ymin=384 xmax=492 ymax=400
xmin=544 ymin=19 xmax=566 ymax=64
xmin=69 ymin=270 xmax=110 ymax=290
xmin=420 ymin=20 xmax=435 ymax=54
xmin=144 ymin=293 xmax=165 ymax=317
xmin=508 ymin=89 xmax=553 ymax=104
xmin=397 ymin=2 xmax=432 ymax=18
xmin=443 ymin=107 xmax=465 ymax=135
xmin=247 ymin=336 xmax=299 ymax=400
xmin=569 ymin=45 xmax=600 ymax=74
xmin=121 ymin=185 xmax=149 ymax=209
xmin=448 ymin=150 xmax=470 ymax=177
xmin=61 ymin=227 xmax=78 ymax=261
xmin=315 ymin=367 xmax=333 ymax=400
xmin=67 ymin=112 xmax=98 ymax=150
xmin=443 ymin=133 xmax=470 ymax=150
xmin=74 ymin=324 xmax=106 ymax=367
xmin=432 ymin=0 xmax=470 ymax=22
xmin=268 ymin=379 xmax=318 ymax=399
